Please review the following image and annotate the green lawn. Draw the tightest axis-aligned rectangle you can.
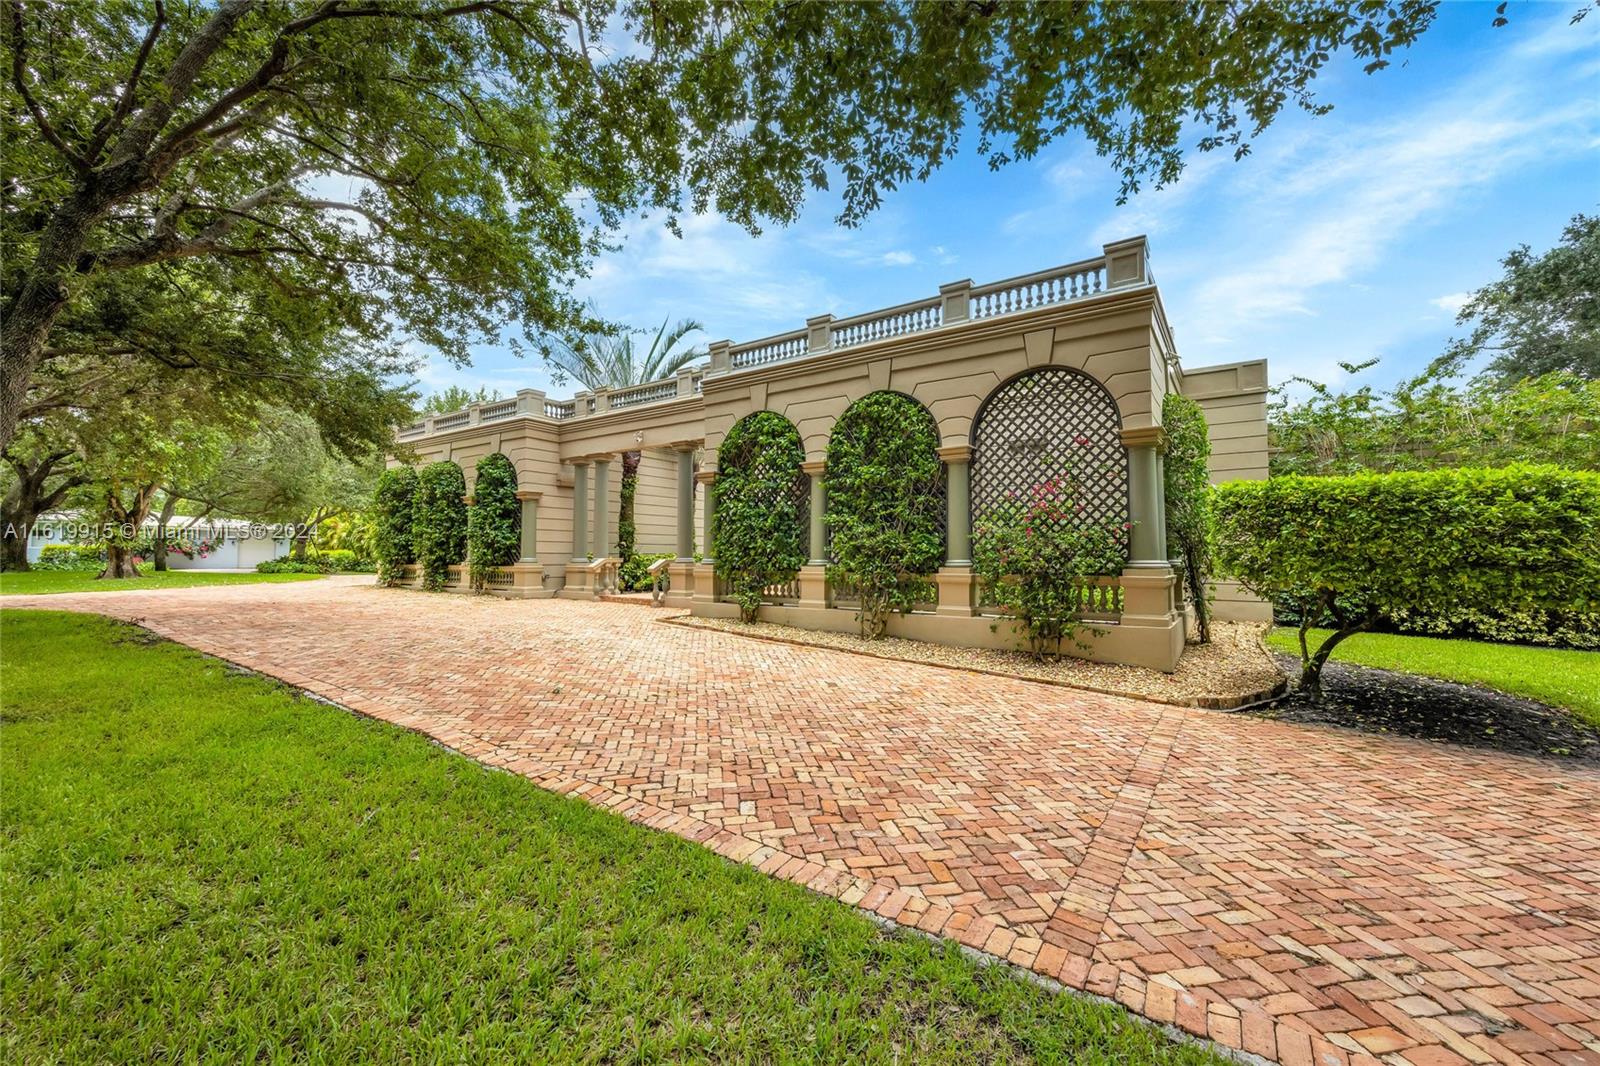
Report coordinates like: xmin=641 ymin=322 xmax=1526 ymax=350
xmin=0 ymin=567 xmax=322 ymax=596
xmin=0 ymin=610 xmax=1218 ymax=1064
xmin=1268 ymin=627 xmax=1600 ymax=726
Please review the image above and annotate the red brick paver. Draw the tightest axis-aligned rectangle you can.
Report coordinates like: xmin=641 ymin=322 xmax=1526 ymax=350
xmin=9 ymin=580 xmax=1599 ymax=1065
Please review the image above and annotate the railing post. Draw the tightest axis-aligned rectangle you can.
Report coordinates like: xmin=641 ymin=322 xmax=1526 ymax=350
xmin=806 ymin=314 xmax=834 ymax=353
xmin=468 ymin=403 xmax=482 ymax=426
xmin=593 ymin=389 xmax=611 ymax=415
xmin=939 ymin=279 xmax=972 ymax=324
xmin=515 ymin=388 xmax=544 ymax=416
xmin=572 ymin=391 xmax=592 ymax=420
xmin=708 ymin=340 xmax=733 ymax=376
xmin=675 ymin=368 xmax=695 ymax=397
xmin=1103 ymin=236 xmax=1150 ymax=289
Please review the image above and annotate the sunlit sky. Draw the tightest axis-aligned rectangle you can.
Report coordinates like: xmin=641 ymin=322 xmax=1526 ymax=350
xmin=412 ymin=3 xmax=1600 ymax=403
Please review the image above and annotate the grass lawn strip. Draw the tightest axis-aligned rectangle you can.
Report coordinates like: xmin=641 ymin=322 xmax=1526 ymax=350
xmin=0 ymin=568 xmax=322 ymax=596
xmin=1 ymin=609 xmax=1223 ymax=1065
xmin=1267 ymin=627 xmax=1600 ymax=727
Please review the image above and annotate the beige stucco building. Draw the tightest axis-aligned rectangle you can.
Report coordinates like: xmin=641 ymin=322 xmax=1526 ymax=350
xmin=391 ymin=236 xmax=1270 ymax=671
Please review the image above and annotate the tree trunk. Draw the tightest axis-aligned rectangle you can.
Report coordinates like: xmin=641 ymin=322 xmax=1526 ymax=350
xmin=1298 ymin=614 xmax=1375 ymax=699
xmin=152 ymin=495 xmax=180 ymax=571
xmin=2 ymin=447 xmax=87 ymax=571
xmin=291 ymin=532 xmax=309 ymax=560
xmin=1 ymin=529 xmax=30 ymax=571
xmin=102 ymin=542 xmax=142 ymax=578
xmin=1183 ymin=542 xmax=1211 ymax=644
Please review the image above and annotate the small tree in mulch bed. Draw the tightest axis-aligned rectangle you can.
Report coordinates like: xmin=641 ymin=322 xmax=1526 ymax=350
xmin=1212 ymin=464 xmax=1600 ymax=698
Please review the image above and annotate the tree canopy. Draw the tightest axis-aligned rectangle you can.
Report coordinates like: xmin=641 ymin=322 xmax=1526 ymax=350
xmin=1438 ymin=213 xmax=1599 ymax=383
xmin=4 ymin=0 xmax=1448 ymax=450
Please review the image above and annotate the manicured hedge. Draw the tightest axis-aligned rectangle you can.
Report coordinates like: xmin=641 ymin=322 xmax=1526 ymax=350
xmin=34 ymin=544 xmax=105 ymax=572
xmin=371 ymin=466 xmax=418 ymax=586
xmin=467 ymin=453 xmax=520 ymax=591
xmin=412 ymin=462 xmax=467 ymax=591
xmin=1212 ymin=464 xmax=1600 ymax=694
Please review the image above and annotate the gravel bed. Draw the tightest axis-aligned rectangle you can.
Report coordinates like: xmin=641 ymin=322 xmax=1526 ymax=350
xmin=1258 ymin=655 xmax=1600 ymax=762
xmin=662 ymin=615 xmax=1286 ymax=708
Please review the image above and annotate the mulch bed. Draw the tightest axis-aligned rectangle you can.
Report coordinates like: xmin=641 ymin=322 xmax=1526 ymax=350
xmin=1254 ymin=654 xmax=1600 ymax=762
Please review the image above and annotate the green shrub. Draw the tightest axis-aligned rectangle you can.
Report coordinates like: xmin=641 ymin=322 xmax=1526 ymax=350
xmin=34 ymin=544 xmax=105 ymax=572
xmin=972 ymin=482 xmax=1129 ymax=660
xmin=311 ymin=548 xmax=373 ymax=573
xmin=256 ymin=558 xmax=328 ymax=575
xmin=619 ymin=551 xmax=674 ymax=592
xmin=714 ymin=411 xmax=807 ymax=622
xmin=412 ymin=462 xmax=467 ymax=591
xmin=467 ymin=453 xmax=520 ymax=591
xmin=1162 ymin=394 xmax=1213 ymax=643
xmin=824 ymin=392 xmax=945 ymax=639
xmin=371 ymin=467 xmax=418 ymax=586
xmin=1213 ymin=464 xmax=1600 ymax=695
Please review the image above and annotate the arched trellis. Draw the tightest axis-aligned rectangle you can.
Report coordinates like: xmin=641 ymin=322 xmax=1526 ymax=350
xmin=712 ymin=410 xmax=809 ymax=618
xmin=970 ymin=367 xmax=1129 ymax=533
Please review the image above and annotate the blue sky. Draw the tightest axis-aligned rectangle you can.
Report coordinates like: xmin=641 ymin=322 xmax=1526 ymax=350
xmin=416 ymin=3 xmax=1600 ymax=403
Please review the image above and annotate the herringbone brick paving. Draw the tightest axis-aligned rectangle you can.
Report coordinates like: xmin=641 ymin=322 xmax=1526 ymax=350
xmin=8 ymin=578 xmax=1598 ymax=1066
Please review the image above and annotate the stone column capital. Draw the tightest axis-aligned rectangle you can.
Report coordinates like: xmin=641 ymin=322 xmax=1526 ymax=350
xmin=694 ymin=470 xmax=717 ymax=486
xmin=935 ymin=445 xmax=972 ymax=464
xmin=800 ymin=460 xmax=827 ymax=476
xmin=1119 ymin=425 xmax=1167 ymax=451
xmin=514 ymin=490 xmax=542 ymax=501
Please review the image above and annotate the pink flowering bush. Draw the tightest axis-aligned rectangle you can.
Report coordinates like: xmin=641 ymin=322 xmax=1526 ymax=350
xmin=972 ymin=478 xmax=1129 ymax=661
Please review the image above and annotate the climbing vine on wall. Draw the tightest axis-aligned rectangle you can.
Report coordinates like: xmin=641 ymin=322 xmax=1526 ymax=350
xmin=1162 ymin=394 xmax=1214 ymax=643
xmin=412 ymin=461 xmax=467 ymax=591
xmin=371 ymin=466 xmax=418 ymax=586
xmin=468 ymin=453 xmax=520 ymax=591
xmin=825 ymin=391 xmax=945 ymax=639
xmin=714 ymin=411 xmax=807 ymax=622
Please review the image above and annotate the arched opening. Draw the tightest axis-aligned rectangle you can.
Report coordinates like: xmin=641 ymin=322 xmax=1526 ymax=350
xmin=970 ymin=367 xmax=1128 ymax=533
xmin=713 ymin=411 xmax=807 ymax=619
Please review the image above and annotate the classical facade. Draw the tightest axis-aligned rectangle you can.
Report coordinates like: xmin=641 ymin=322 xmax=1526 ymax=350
xmin=391 ymin=236 xmax=1269 ymax=671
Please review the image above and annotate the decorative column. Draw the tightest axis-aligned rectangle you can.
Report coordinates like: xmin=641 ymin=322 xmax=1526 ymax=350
xmin=665 ymin=444 xmax=698 ymax=607
xmin=458 ymin=492 xmax=474 ymax=591
xmin=692 ymin=469 xmax=718 ymax=611
xmin=934 ymin=445 xmax=975 ymax=616
xmin=591 ymin=455 xmax=612 ymax=560
xmin=798 ymin=460 xmax=828 ymax=609
xmin=507 ymin=490 xmax=546 ymax=598
xmin=570 ymin=461 xmax=589 ymax=561
xmin=1116 ymin=425 xmax=1182 ymax=672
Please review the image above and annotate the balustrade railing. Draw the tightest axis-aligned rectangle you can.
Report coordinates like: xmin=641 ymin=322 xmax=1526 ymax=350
xmin=480 ymin=399 xmax=519 ymax=422
xmin=969 ymin=258 xmax=1104 ymax=320
xmin=833 ymin=298 xmax=942 ymax=349
xmin=434 ymin=411 xmax=470 ymax=430
xmin=731 ymin=330 xmax=808 ymax=369
xmin=610 ymin=379 xmax=678 ymax=409
xmin=545 ymin=399 xmax=576 ymax=419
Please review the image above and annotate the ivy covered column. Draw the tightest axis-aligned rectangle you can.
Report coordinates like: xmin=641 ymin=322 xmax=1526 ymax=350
xmin=592 ymin=455 xmax=612 ymax=560
xmin=935 ymin=445 xmax=976 ymax=616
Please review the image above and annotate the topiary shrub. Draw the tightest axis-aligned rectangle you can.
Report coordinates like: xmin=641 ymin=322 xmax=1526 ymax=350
xmin=1162 ymin=394 xmax=1213 ymax=643
xmin=34 ymin=544 xmax=105 ymax=571
xmin=412 ymin=461 xmax=467 ymax=591
xmin=824 ymin=392 xmax=945 ymax=639
xmin=973 ymin=481 xmax=1129 ymax=660
xmin=714 ymin=411 xmax=807 ymax=622
xmin=467 ymin=453 xmax=520 ymax=591
xmin=371 ymin=466 xmax=418 ymax=586
xmin=1212 ymin=464 xmax=1600 ymax=696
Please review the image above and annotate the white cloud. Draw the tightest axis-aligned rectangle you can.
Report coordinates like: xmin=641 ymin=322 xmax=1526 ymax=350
xmin=1430 ymin=292 xmax=1471 ymax=313
xmin=880 ymin=250 xmax=916 ymax=266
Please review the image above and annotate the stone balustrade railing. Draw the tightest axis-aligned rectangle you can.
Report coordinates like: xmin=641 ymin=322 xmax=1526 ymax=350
xmin=396 ymin=238 xmax=1149 ymax=441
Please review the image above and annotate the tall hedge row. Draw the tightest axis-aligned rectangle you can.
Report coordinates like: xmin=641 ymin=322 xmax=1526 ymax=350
xmin=371 ymin=466 xmax=418 ymax=586
xmin=467 ymin=453 xmax=520 ymax=591
xmin=413 ymin=461 xmax=467 ymax=591
xmin=1212 ymin=464 xmax=1600 ymax=694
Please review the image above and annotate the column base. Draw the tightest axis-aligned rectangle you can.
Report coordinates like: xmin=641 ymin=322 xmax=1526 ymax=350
xmin=797 ymin=565 xmax=827 ymax=609
xmin=691 ymin=562 xmax=718 ymax=609
xmin=492 ymin=561 xmax=552 ymax=599
xmin=1115 ymin=565 xmax=1184 ymax=672
xmin=558 ymin=560 xmax=595 ymax=599
xmin=663 ymin=560 xmax=696 ymax=608
xmin=935 ymin=566 xmax=977 ymax=616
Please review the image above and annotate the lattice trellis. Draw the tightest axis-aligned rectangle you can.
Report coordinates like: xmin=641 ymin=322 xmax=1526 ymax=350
xmin=971 ymin=368 xmax=1128 ymax=531
xmin=823 ymin=393 xmax=946 ymax=563
xmin=718 ymin=424 xmax=808 ymax=528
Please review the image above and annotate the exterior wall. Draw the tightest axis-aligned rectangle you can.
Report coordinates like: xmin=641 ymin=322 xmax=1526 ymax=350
xmin=386 ymin=238 xmax=1269 ymax=666
xmin=1177 ymin=359 xmax=1273 ymax=622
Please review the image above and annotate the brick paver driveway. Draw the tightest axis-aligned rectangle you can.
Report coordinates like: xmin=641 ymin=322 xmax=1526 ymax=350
xmin=9 ymin=579 xmax=1599 ymax=1066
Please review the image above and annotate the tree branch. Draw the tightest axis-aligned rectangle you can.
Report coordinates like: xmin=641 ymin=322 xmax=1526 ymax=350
xmin=87 ymin=0 xmax=167 ymax=162
xmin=8 ymin=1 xmax=93 ymax=172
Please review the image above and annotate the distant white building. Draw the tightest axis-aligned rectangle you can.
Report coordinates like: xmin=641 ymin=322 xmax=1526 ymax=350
xmin=22 ymin=513 xmax=293 ymax=570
